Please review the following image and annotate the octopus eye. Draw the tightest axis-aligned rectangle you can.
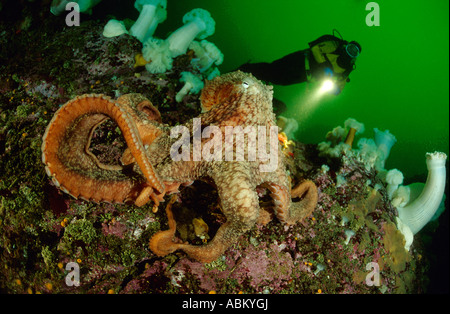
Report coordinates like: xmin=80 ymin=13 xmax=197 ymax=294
xmin=242 ymin=81 xmax=250 ymax=88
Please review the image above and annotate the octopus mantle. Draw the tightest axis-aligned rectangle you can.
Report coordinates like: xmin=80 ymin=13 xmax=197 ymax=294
xmin=41 ymin=71 xmax=318 ymax=263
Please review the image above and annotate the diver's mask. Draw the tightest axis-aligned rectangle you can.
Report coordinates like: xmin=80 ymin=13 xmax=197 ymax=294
xmin=337 ymin=41 xmax=361 ymax=69
xmin=346 ymin=42 xmax=360 ymax=58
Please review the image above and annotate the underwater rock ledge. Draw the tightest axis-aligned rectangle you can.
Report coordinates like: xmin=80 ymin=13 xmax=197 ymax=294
xmin=0 ymin=6 xmax=428 ymax=294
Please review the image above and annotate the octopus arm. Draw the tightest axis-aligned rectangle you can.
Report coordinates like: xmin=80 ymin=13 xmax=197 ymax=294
xmin=150 ymin=162 xmax=260 ymax=263
xmin=41 ymin=94 xmax=164 ymax=205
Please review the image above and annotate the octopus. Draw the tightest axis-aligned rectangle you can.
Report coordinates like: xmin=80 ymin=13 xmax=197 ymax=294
xmin=42 ymin=71 xmax=318 ymax=263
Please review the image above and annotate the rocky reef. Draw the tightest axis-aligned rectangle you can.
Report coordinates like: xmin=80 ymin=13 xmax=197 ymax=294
xmin=0 ymin=2 xmax=431 ymax=294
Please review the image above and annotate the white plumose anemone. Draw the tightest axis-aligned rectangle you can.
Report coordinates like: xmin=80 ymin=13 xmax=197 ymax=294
xmin=397 ymin=152 xmax=447 ymax=235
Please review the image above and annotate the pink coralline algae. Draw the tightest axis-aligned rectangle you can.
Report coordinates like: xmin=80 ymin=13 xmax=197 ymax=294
xmin=232 ymin=243 xmax=294 ymax=289
xmin=102 ymin=219 xmax=128 ymax=239
xmin=170 ymin=241 xmax=294 ymax=293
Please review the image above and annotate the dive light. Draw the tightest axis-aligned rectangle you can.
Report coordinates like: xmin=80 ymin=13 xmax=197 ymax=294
xmin=319 ymin=67 xmax=340 ymax=95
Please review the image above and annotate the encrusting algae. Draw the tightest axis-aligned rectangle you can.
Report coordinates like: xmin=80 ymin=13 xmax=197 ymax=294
xmin=382 ymin=222 xmax=411 ymax=273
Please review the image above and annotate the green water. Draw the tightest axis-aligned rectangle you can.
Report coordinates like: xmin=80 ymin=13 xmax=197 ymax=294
xmin=157 ymin=0 xmax=449 ymax=180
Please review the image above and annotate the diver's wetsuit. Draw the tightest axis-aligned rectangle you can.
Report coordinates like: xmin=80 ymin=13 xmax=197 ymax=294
xmin=238 ymin=35 xmax=358 ymax=114
xmin=239 ymin=50 xmax=309 ymax=86
xmin=238 ymin=35 xmax=345 ymax=86
xmin=238 ymin=51 xmax=310 ymax=114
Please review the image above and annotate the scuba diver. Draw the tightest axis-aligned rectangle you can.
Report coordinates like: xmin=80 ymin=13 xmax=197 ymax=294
xmin=239 ymin=30 xmax=361 ymax=113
